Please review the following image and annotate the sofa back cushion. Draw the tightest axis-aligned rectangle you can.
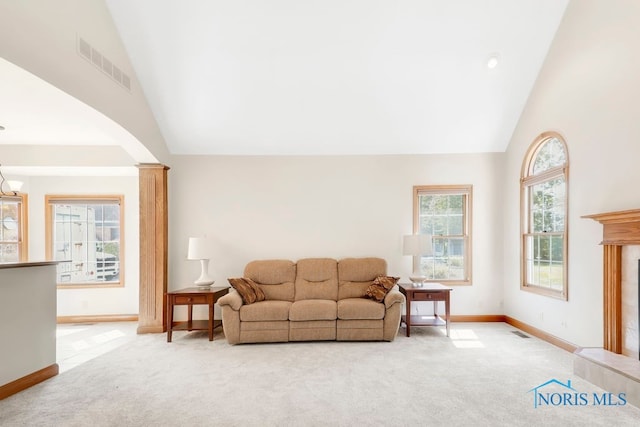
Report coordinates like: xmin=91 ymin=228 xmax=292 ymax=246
xmin=338 ymin=257 xmax=387 ymax=300
xmin=294 ymin=258 xmax=339 ymax=301
xmin=244 ymin=260 xmax=296 ymax=302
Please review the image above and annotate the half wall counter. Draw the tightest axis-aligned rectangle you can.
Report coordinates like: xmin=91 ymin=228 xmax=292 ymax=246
xmin=0 ymin=261 xmax=58 ymax=399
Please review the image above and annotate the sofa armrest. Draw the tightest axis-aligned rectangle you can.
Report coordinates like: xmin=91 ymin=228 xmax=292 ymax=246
xmin=218 ymin=289 xmax=243 ymax=311
xmin=384 ymin=287 xmax=405 ymax=309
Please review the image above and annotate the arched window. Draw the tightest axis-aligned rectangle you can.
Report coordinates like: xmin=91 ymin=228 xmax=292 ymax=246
xmin=521 ymin=132 xmax=568 ymax=300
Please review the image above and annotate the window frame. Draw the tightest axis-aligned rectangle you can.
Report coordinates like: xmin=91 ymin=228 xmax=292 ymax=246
xmin=45 ymin=194 xmax=124 ymax=289
xmin=520 ymin=131 xmax=569 ymax=300
xmin=0 ymin=193 xmax=28 ymax=263
xmin=413 ymin=184 xmax=473 ymax=285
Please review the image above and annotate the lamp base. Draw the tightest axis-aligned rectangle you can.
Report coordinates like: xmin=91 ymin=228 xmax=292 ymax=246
xmin=409 ymin=274 xmax=427 ymax=288
xmin=195 ymin=282 xmax=214 ymax=289
xmin=194 ymin=259 xmax=215 ymax=288
xmin=194 ymin=277 xmax=215 ymax=287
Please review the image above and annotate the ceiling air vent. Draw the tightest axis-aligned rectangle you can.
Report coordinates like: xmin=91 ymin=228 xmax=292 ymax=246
xmin=77 ymin=36 xmax=131 ymax=92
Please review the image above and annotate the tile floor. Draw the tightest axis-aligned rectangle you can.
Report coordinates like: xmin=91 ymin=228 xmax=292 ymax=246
xmin=56 ymin=321 xmax=138 ymax=373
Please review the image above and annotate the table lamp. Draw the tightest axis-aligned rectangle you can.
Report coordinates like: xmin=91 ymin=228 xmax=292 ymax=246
xmin=403 ymin=234 xmax=433 ymax=287
xmin=187 ymin=237 xmax=215 ymax=288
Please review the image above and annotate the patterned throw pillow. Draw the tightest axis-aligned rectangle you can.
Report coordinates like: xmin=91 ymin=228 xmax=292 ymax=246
xmin=365 ymin=276 xmax=400 ymax=302
xmin=228 ymin=277 xmax=266 ymax=305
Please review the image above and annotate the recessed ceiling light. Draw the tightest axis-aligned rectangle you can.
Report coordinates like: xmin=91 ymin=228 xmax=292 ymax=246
xmin=0 ymin=125 xmax=5 ymax=131
xmin=487 ymin=54 xmax=500 ymax=69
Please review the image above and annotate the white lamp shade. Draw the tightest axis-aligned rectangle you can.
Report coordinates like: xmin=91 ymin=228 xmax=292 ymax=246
xmin=187 ymin=237 xmax=211 ymax=260
xmin=403 ymin=234 xmax=433 ymax=256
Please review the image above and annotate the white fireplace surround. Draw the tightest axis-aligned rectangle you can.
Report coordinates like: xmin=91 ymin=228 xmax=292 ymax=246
xmin=576 ymin=210 xmax=640 ymax=408
xmin=621 ymin=246 xmax=640 ymax=358
xmin=583 ymin=209 xmax=640 ymax=355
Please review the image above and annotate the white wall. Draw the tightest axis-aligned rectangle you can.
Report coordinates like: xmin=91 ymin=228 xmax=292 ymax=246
xmin=503 ymin=0 xmax=640 ymax=347
xmin=23 ymin=175 xmax=139 ymax=316
xmin=169 ymin=153 xmax=504 ymax=316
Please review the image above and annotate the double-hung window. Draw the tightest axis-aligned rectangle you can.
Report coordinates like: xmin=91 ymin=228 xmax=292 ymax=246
xmin=0 ymin=194 xmax=28 ymax=263
xmin=45 ymin=195 xmax=124 ymax=287
xmin=413 ymin=185 xmax=472 ymax=285
xmin=521 ymin=132 xmax=568 ymax=300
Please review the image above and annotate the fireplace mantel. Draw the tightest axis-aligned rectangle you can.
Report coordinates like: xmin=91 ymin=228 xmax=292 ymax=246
xmin=583 ymin=208 xmax=640 ymax=354
xmin=583 ymin=209 xmax=640 ymax=245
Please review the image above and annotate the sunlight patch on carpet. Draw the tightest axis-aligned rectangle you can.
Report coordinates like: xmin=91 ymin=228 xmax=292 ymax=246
xmin=93 ymin=329 xmax=126 ymax=344
xmin=56 ymin=327 xmax=89 ymax=338
xmin=450 ymin=329 xmax=485 ymax=348
xmin=71 ymin=340 xmax=91 ymax=351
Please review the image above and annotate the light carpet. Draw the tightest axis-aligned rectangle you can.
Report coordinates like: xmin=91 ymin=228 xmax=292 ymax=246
xmin=1 ymin=322 xmax=639 ymax=426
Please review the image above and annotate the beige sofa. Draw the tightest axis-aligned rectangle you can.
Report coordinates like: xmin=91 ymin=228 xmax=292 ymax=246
xmin=218 ymin=257 xmax=405 ymax=344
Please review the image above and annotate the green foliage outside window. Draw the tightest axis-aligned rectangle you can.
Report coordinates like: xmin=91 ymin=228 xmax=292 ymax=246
xmin=414 ymin=186 xmax=471 ymax=283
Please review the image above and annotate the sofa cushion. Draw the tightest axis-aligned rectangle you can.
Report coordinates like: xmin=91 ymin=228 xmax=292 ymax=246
xmin=228 ymin=277 xmax=266 ymax=305
xmin=294 ymin=258 xmax=339 ymax=301
xmin=290 ymin=300 xmax=337 ymax=321
xmin=337 ymin=298 xmax=385 ymax=320
xmin=239 ymin=300 xmax=292 ymax=322
xmin=244 ymin=260 xmax=296 ymax=301
xmin=365 ymin=276 xmax=400 ymax=302
xmin=338 ymin=257 xmax=387 ymax=300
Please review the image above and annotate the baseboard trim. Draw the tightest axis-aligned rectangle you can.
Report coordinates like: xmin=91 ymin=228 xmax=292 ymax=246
xmin=57 ymin=314 xmax=138 ymax=324
xmin=450 ymin=314 xmax=505 ymax=322
xmin=449 ymin=314 xmax=578 ymax=353
xmin=504 ymin=315 xmax=578 ymax=353
xmin=0 ymin=364 xmax=59 ymax=400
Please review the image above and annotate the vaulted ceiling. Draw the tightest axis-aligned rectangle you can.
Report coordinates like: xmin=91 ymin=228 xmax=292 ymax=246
xmin=105 ymin=0 xmax=569 ymax=155
xmin=1 ymin=0 xmax=569 ymax=163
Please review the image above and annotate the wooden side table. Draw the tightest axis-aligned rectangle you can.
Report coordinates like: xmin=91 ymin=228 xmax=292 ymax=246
xmin=398 ymin=282 xmax=452 ymax=337
xmin=166 ymin=286 xmax=229 ymax=342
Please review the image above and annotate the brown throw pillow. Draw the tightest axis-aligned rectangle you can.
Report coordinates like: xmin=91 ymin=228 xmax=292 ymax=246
xmin=228 ymin=277 xmax=266 ymax=305
xmin=365 ymin=276 xmax=400 ymax=302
